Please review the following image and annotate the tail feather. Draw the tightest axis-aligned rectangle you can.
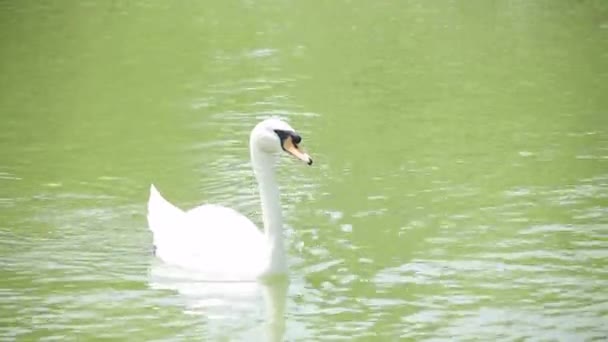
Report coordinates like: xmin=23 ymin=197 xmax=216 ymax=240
xmin=147 ymin=184 xmax=184 ymax=234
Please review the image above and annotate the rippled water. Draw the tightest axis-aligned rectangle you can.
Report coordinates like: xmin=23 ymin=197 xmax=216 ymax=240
xmin=1 ymin=1 xmax=607 ymax=341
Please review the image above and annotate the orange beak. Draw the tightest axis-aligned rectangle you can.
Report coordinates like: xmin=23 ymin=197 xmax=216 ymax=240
xmin=282 ymin=136 xmax=313 ymax=165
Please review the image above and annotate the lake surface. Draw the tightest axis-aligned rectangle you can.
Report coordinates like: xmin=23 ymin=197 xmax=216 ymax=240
xmin=1 ymin=1 xmax=607 ymax=340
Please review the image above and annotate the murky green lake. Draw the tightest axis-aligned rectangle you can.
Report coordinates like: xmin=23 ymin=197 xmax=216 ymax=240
xmin=1 ymin=1 xmax=607 ymax=340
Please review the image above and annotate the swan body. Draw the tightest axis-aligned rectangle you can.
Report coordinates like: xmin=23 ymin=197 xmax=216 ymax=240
xmin=147 ymin=118 xmax=312 ymax=280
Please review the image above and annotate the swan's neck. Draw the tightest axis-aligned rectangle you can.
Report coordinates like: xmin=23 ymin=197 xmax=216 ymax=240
xmin=251 ymin=148 xmax=286 ymax=273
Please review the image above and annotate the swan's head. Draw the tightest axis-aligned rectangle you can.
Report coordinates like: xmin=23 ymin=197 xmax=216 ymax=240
xmin=251 ymin=118 xmax=313 ymax=165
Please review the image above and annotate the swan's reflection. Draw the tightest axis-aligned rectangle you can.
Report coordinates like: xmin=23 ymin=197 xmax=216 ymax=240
xmin=149 ymin=261 xmax=288 ymax=341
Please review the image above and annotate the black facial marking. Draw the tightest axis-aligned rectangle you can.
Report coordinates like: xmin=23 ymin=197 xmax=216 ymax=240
xmin=274 ymin=129 xmax=302 ymax=148
xmin=274 ymin=129 xmax=291 ymax=143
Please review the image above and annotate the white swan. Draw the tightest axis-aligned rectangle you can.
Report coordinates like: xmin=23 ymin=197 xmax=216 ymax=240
xmin=147 ymin=118 xmax=313 ymax=280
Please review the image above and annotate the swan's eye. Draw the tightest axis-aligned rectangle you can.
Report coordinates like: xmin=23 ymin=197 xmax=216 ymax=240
xmin=292 ymin=134 xmax=301 ymax=144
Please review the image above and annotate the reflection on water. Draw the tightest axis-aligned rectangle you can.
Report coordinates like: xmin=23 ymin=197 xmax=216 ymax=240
xmin=149 ymin=262 xmax=288 ymax=341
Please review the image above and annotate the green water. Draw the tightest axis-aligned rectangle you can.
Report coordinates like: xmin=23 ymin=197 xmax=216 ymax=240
xmin=1 ymin=1 xmax=607 ymax=340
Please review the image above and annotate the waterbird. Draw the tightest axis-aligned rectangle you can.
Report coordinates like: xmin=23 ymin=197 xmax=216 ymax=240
xmin=147 ymin=118 xmax=312 ymax=280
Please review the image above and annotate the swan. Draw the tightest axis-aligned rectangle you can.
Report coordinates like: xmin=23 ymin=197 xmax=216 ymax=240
xmin=147 ymin=118 xmax=313 ymax=280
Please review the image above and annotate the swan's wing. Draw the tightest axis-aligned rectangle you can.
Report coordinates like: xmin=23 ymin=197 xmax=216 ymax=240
xmin=183 ymin=204 xmax=265 ymax=250
xmin=147 ymin=185 xmax=266 ymax=277
xmin=174 ymin=205 xmax=266 ymax=277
